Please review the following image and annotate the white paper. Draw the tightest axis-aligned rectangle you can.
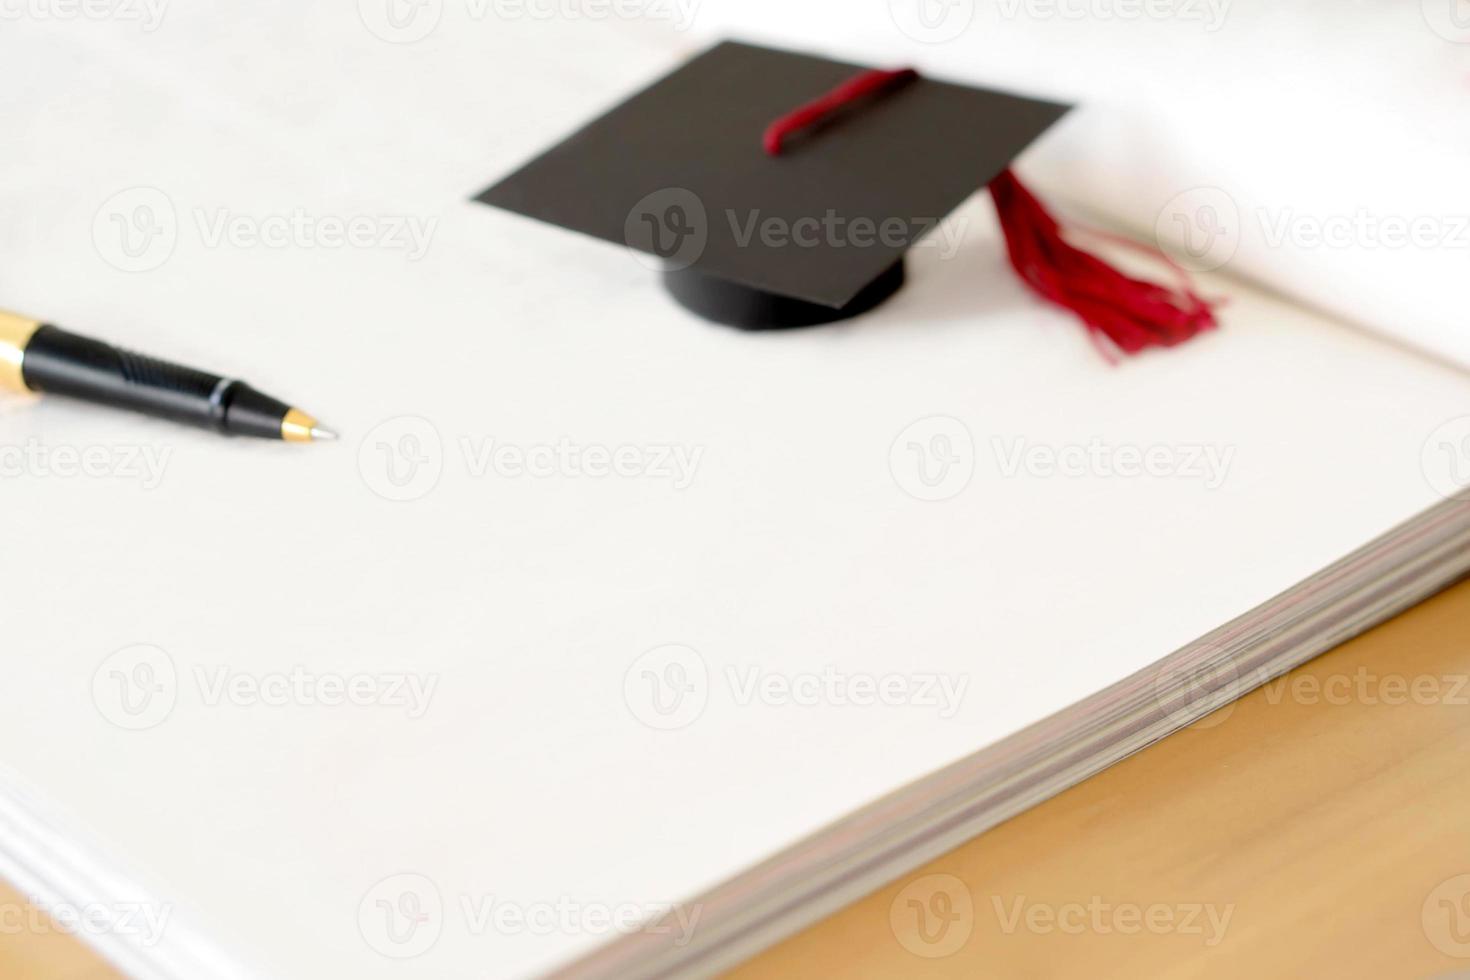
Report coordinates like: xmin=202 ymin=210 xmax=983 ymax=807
xmin=0 ymin=8 xmax=1466 ymax=979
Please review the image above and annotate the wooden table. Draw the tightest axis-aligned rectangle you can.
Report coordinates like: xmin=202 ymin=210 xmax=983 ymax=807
xmin=734 ymin=577 xmax=1470 ymax=979
xmin=0 ymin=881 xmax=118 ymax=979
xmin=6 ymin=579 xmax=1470 ymax=979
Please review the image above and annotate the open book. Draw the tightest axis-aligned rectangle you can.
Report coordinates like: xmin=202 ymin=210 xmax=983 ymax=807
xmin=0 ymin=9 xmax=1466 ymax=979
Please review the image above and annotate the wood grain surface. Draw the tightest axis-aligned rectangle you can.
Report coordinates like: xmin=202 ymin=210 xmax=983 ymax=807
xmin=731 ymin=577 xmax=1470 ymax=979
xmin=0 ymin=880 xmax=120 ymax=979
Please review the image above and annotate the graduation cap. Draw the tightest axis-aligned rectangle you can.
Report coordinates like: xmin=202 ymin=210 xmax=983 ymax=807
xmin=478 ymin=40 xmax=1215 ymax=355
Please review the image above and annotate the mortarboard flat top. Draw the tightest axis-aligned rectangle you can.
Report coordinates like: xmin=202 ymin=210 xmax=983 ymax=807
xmin=478 ymin=40 xmax=1069 ymax=323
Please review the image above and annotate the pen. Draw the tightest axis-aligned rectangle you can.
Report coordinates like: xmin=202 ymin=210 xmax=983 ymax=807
xmin=0 ymin=309 xmax=334 ymax=443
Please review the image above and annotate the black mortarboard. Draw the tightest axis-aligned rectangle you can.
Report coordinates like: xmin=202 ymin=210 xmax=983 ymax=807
xmin=477 ymin=40 xmax=1216 ymax=350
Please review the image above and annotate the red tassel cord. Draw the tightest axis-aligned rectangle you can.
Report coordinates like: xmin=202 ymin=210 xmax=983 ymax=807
xmin=764 ymin=67 xmax=1218 ymax=356
xmin=988 ymin=168 xmax=1217 ymax=358
xmin=763 ymin=68 xmax=919 ymax=156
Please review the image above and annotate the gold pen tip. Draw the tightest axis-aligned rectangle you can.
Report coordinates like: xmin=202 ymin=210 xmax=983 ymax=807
xmin=281 ymin=408 xmax=336 ymax=444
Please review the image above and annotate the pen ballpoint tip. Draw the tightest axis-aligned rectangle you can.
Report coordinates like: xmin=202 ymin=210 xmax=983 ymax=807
xmin=309 ymin=425 xmax=338 ymax=442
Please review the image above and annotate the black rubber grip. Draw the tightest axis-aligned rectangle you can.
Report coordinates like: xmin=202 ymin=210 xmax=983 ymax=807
xmin=21 ymin=325 xmax=290 ymax=438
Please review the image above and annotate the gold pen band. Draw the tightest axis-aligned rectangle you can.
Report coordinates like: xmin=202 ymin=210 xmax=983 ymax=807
xmin=0 ymin=311 xmax=41 ymax=394
xmin=280 ymin=407 xmax=321 ymax=443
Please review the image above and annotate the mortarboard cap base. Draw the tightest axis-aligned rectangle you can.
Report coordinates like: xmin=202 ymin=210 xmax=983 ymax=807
xmin=662 ymin=260 xmax=905 ymax=331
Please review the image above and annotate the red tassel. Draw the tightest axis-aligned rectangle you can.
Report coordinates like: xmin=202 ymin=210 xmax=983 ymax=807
xmin=761 ymin=66 xmax=1218 ymax=356
xmin=763 ymin=68 xmax=918 ymax=156
xmin=989 ymin=169 xmax=1217 ymax=358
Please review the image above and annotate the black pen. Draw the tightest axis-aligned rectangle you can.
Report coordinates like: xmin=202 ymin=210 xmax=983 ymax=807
xmin=0 ymin=309 xmax=334 ymax=443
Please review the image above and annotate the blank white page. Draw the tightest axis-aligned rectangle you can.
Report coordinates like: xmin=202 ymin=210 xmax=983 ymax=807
xmin=0 ymin=10 xmax=1466 ymax=979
